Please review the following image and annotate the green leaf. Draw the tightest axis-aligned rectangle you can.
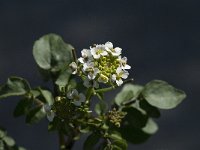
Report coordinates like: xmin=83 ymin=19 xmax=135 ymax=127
xmin=26 ymin=106 xmax=46 ymax=124
xmin=139 ymin=100 xmax=160 ymax=118
xmin=118 ymin=124 xmax=150 ymax=144
xmin=142 ymin=118 xmax=158 ymax=134
xmin=142 ymin=80 xmax=186 ymax=109
xmin=122 ymin=107 xmax=148 ymax=128
xmin=0 ymin=77 xmax=31 ymax=99
xmin=55 ymin=70 xmax=71 ymax=86
xmin=108 ymin=132 xmax=127 ymax=150
xmin=39 ymin=88 xmax=54 ymax=105
xmin=3 ymin=136 xmax=15 ymax=146
xmin=83 ymin=133 xmax=101 ymax=150
xmin=13 ymin=98 xmax=33 ymax=117
xmin=115 ymin=84 xmax=143 ymax=106
xmin=95 ymin=101 xmax=108 ymax=115
xmin=0 ymin=128 xmax=6 ymax=139
xmin=33 ymin=34 xmax=74 ymax=83
xmin=0 ymin=140 xmax=3 ymax=150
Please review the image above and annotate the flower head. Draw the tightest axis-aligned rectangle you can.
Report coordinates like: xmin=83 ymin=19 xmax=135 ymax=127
xmin=74 ymin=42 xmax=131 ymax=86
xmin=43 ymin=104 xmax=55 ymax=122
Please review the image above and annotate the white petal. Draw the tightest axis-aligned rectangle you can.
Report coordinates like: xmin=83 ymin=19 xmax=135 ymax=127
xmin=116 ymin=67 xmax=122 ymax=74
xmin=78 ymin=57 xmax=84 ymax=63
xmin=112 ymin=74 xmax=117 ymax=81
xmin=83 ymin=79 xmax=91 ymax=88
xmin=72 ymin=89 xmax=78 ymax=96
xmin=121 ymin=71 xmax=129 ymax=79
xmin=93 ymin=54 xmax=101 ymax=59
xmin=43 ymin=104 xmax=51 ymax=112
xmin=79 ymin=93 xmax=86 ymax=102
xmin=101 ymin=50 xmax=108 ymax=56
xmin=88 ymin=72 xmax=95 ymax=80
xmin=123 ymin=64 xmax=131 ymax=70
xmin=73 ymin=101 xmax=82 ymax=106
xmin=116 ymin=79 xmax=123 ymax=86
xmin=105 ymin=42 xmax=113 ymax=49
xmin=93 ymin=81 xmax=99 ymax=88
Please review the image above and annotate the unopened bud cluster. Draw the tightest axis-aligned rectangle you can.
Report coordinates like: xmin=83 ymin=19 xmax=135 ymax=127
xmin=108 ymin=108 xmax=127 ymax=127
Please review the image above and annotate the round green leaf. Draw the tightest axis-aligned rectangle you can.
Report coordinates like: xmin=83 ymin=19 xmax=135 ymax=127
xmin=115 ymin=84 xmax=143 ymax=106
xmin=142 ymin=118 xmax=158 ymax=134
xmin=33 ymin=33 xmax=74 ymax=71
xmin=142 ymin=80 xmax=186 ymax=109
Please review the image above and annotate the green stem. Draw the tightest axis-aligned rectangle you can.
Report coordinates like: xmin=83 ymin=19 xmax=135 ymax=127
xmin=85 ymin=87 xmax=94 ymax=105
xmin=95 ymin=78 xmax=134 ymax=93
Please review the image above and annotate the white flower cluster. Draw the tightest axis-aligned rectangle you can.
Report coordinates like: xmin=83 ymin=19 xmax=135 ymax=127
xmin=70 ymin=42 xmax=131 ymax=86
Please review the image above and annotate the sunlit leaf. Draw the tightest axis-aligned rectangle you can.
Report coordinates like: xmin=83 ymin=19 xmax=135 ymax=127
xmin=142 ymin=80 xmax=186 ymax=109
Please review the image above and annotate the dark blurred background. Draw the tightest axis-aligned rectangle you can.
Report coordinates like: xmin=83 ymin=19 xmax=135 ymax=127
xmin=0 ymin=0 xmax=199 ymax=149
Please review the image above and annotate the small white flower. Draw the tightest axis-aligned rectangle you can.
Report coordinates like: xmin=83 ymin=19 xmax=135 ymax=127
xmin=118 ymin=56 xmax=131 ymax=70
xmin=112 ymin=67 xmax=129 ymax=86
xmin=98 ymin=74 xmax=109 ymax=83
xmin=105 ymin=41 xmax=113 ymax=49
xmin=105 ymin=42 xmax=122 ymax=56
xmin=78 ymin=49 xmax=93 ymax=64
xmin=88 ymin=68 xmax=99 ymax=80
xmin=81 ymin=49 xmax=92 ymax=58
xmin=91 ymin=44 xmax=108 ymax=59
xmin=83 ymin=61 xmax=94 ymax=72
xmin=43 ymin=104 xmax=55 ymax=122
xmin=67 ymin=89 xmax=86 ymax=106
xmin=69 ymin=62 xmax=78 ymax=74
xmin=83 ymin=78 xmax=99 ymax=88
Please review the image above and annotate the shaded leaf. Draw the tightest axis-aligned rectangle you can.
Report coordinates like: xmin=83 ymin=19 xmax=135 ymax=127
xmin=26 ymin=106 xmax=46 ymax=124
xmin=122 ymin=107 xmax=148 ymax=128
xmin=118 ymin=123 xmax=150 ymax=144
xmin=142 ymin=80 xmax=186 ymax=109
xmin=83 ymin=133 xmax=101 ymax=150
xmin=115 ymin=84 xmax=143 ymax=106
xmin=0 ymin=77 xmax=30 ymax=99
xmin=13 ymin=98 xmax=33 ymax=117
xmin=139 ymin=100 xmax=160 ymax=118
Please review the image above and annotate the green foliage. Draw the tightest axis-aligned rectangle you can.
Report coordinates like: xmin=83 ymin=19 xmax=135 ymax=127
xmin=0 ymin=34 xmax=187 ymax=150
xmin=142 ymin=80 xmax=186 ymax=109
xmin=83 ymin=133 xmax=101 ymax=150
xmin=0 ymin=77 xmax=30 ymax=99
xmin=25 ymin=106 xmax=46 ymax=124
xmin=33 ymin=33 xmax=74 ymax=86
xmin=0 ymin=127 xmax=26 ymax=150
xmin=115 ymin=84 xmax=143 ymax=106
